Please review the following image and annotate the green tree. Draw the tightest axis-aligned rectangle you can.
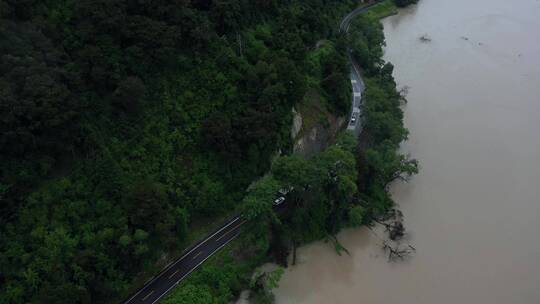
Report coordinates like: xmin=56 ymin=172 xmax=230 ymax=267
xmin=240 ymin=175 xmax=281 ymax=255
xmin=250 ymin=267 xmax=285 ymax=304
xmin=112 ymin=77 xmax=146 ymax=115
xmin=348 ymin=205 xmax=366 ymax=227
xmin=161 ymin=284 xmax=218 ymax=304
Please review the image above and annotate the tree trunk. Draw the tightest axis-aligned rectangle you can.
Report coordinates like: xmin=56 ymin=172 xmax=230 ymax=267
xmin=292 ymin=242 xmax=297 ymax=266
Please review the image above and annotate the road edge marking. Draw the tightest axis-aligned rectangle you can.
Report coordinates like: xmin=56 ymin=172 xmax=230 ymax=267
xmin=191 ymin=251 xmax=203 ymax=260
xmin=150 ymin=233 xmax=242 ymax=304
xmin=167 ymin=269 xmax=180 ymax=279
xmin=216 ymin=221 xmax=246 ymax=242
xmin=123 ymin=215 xmax=241 ymax=303
xmin=142 ymin=290 xmax=155 ymax=302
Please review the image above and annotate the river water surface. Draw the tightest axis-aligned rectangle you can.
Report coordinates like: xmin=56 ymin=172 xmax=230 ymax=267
xmin=274 ymin=0 xmax=540 ymax=303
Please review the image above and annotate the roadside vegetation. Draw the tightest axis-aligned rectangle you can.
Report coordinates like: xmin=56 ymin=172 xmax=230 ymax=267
xmin=347 ymin=5 xmax=419 ymax=243
xmin=363 ymin=0 xmax=399 ymax=20
xmin=0 ymin=0 xmax=418 ymax=303
xmin=0 ymin=0 xmax=356 ymax=303
xmin=164 ymin=1 xmax=419 ymax=302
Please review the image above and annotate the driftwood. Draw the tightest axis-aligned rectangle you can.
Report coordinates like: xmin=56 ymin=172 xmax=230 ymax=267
xmin=371 ymin=208 xmax=416 ymax=262
xmin=375 ymin=219 xmax=404 ymax=241
xmin=419 ymin=34 xmax=432 ymax=42
xmin=292 ymin=242 xmax=297 ymax=266
xmin=375 ymin=209 xmax=405 ymax=240
xmin=383 ymin=241 xmax=416 ymax=262
xmin=399 ymin=85 xmax=410 ymax=104
xmin=328 ymin=234 xmax=351 ymax=256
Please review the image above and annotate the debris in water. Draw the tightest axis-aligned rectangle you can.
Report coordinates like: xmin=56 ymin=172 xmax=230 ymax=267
xmin=419 ymin=34 xmax=432 ymax=42
xmin=460 ymin=36 xmax=469 ymax=41
xmin=399 ymin=85 xmax=411 ymax=103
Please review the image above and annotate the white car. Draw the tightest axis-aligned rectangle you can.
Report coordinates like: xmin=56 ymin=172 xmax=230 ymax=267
xmin=350 ymin=115 xmax=357 ymax=124
xmin=273 ymin=196 xmax=285 ymax=206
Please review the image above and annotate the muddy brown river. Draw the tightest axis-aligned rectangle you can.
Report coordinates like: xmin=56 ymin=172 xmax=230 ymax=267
xmin=274 ymin=0 xmax=540 ymax=303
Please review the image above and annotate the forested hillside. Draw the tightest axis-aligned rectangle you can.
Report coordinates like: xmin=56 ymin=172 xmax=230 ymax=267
xmin=0 ymin=0 xmax=358 ymax=303
xmin=162 ymin=1 xmax=419 ymax=302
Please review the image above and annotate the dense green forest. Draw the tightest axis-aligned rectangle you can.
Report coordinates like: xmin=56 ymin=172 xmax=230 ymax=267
xmin=162 ymin=2 xmax=418 ymax=303
xmin=0 ymin=0 xmax=359 ymax=303
xmin=0 ymin=0 xmax=418 ymax=303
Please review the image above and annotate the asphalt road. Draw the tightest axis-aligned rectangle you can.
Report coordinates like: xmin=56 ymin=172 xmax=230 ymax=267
xmin=347 ymin=54 xmax=365 ymax=135
xmin=122 ymin=3 xmax=380 ymax=303
xmin=340 ymin=1 xmax=383 ymax=32
xmin=342 ymin=1 xmax=384 ymax=135
xmin=123 ymin=216 xmax=245 ymax=304
xmin=122 ymin=200 xmax=289 ymax=304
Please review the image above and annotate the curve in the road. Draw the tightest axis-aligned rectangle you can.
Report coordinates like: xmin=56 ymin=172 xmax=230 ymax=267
xmin=122 ymin=3 xmax=382 ymax=303
xmin=343 ymin=1 xmax=384 ymax=136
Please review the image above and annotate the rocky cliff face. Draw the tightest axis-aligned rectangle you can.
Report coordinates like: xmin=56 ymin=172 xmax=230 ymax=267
xmin=291 ymin=107 xmax=303 ymax=140
xmin=292 ymin=107 xmax=346 ymax=157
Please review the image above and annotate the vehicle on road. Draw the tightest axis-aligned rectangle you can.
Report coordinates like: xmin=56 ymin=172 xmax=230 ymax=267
xmin=273 ymin=196 xmax=285 ymax=206
xmin=350 ymin=113 xmax=357 ymax=125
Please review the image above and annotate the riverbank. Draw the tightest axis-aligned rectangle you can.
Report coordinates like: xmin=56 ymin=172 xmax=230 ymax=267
xmin=152 ymin=2 xmax=360 ymax=303
xmin=276 ymin=0 xmax=540 ymax=303
xmin=364 ymin=0 xmax=398 ymax=20
xmin=159 ymin=1 xmax=416 ymax=303
xmin=275 ymin=1 xmax=420 ymax=301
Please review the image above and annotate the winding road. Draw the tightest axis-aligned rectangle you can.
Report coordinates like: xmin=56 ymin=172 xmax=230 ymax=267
xmin=122 ymin=3 xmax=379 ymax=303
xmin=347 ymin=54 xmax=365 ymax=136
xmin=342 ymin=1 xmax=383 ymax=135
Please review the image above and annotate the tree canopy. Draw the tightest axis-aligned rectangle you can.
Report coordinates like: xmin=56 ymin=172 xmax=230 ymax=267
xmin=0 ymin=0 xmax=418 ymax=303
xmin=0 ymin=0 xmax=358 ymax=303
